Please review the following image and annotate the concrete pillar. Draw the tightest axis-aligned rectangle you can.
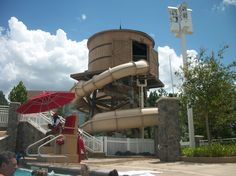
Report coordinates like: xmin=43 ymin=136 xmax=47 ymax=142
xmin=156 ymin=97 xmax=180 ymax=162
xmin=7 ymin=102 xmax=20 ymax=152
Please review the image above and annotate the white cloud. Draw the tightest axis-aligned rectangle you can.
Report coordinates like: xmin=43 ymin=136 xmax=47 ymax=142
xmin=157 ymin=46 xmax=197 ymax=94
xmin=212 ymin=0 xmax=236 ymax=11
xmin=76 ymin=14 xmax=87 ymax=22
xmin=223 ymin=0 xmax=236 ymax=6
xmin=0 ymin=17 xmax=197 ymax=100
xmin=0 ymin=17 xmax=88 ymax=99
xmin=157 ymin=46 xmax=182 ymax=93
xmin=81 ymin=14 xmax=87 ymax=20
xmin=212 ymin=3 xmax=226 ymax=11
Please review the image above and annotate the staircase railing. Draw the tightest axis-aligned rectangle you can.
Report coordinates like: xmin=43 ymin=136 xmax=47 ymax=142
xmin=20 ymin=113 xmax=65 ymax=133
xmin=78 ymin=128 xmax=103 ymax=153
xmin=26 ymin=134 xmax=68 ymax=163
xmin=26 ymin=134 xmax=55 ymax=157
xmin=20 ymin=112 xmax=103 ymax=154
xmin=20 ymin=113 xmax=51 ymax=134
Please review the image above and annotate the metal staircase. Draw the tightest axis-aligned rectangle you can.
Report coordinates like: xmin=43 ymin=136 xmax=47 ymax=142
xmin=21 ymin=113 xmax=104 ymax=157
xmin=78 ymin=129 xmax=103 ymax=154
xmin=20 ymin=113 xmax=51 ymax=134
xmin=20 ymin=113 xmax=65 ymax=134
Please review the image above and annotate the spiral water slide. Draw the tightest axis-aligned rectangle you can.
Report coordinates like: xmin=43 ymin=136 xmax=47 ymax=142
xmin=75 ymin=60 xmax=158 ymax=133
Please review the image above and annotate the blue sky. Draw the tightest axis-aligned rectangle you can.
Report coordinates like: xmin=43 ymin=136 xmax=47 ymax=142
xmin=0 ymin=0 xmax=236 ymax=98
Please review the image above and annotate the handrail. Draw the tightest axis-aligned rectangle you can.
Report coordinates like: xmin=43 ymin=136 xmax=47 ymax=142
xmin=38 ymin=134 xmax=67 ymax=163
xmin=0 ymin=105 xmax=9 ymax=108
xmin=23 ymin=113 xmax=103 ymax=155
xmin=26 ymin=134 xmax=67 ymax=163
xmin=38 ymin=134 xmax=64 ymax=156
xmin=26 ymin=135 xmax=55 ymax=157
xmin=59 ymin=115 xmax=65 ymax=124
xmin=79 ymin=128 xmax=102 ymax=144
xmin=20 ymin=113 xmax=51 ymax=134
xmin=78 ymin=128 xmax=103 ymax=153
xmin=20 ymin=113 xmax=66 ymax=134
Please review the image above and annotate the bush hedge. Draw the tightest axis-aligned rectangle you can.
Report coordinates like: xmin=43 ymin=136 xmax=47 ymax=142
xmin=182 ymin=143 xmax=236 ymax=157
xmin=115 ymin=151 xmax=152 ymax=156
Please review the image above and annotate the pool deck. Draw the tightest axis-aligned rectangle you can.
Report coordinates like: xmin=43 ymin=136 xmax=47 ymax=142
xmin=23 ymin=157 xmax=236 ymax=176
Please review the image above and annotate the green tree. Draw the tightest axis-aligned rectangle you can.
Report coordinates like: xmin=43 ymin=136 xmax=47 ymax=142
xmin=146 ymin=90 xmax=159 ymax=107
xmin=0 ymin=91 xmax=8 ymax=105
xmin=8 ymin=81 xmax=27 ymax=104
xmin=179 ymin=46 xmax=236 ymax=142
xmin=146 ymin=88 xmax=168 ymax=107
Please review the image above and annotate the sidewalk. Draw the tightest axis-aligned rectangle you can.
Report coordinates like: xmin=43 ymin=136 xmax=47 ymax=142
xmin=25 ymin=157 xmax=236 ymax=176
xmin=81 ymin=157 xmax=236 ymax=176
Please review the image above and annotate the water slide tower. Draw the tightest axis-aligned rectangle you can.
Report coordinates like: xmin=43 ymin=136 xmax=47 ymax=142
xmin=71 ymin=29 xmax=164 ymax=131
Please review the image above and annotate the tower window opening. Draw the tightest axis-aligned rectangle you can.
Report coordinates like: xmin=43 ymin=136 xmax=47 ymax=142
xmin=132 ymin=41 xmax=147 ymax=61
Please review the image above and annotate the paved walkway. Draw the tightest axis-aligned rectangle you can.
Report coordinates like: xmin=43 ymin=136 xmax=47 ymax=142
xmin=81 ymin=157 xmax=236 ymax=176
xmin=25 ymin=157 xmax=236 ymax=176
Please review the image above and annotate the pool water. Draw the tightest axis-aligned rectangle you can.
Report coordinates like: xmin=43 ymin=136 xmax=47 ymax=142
xmin=14 ymin=168 xmax=32 ymax=176
xmin=14 ymin=168 xmax=71 ymax=176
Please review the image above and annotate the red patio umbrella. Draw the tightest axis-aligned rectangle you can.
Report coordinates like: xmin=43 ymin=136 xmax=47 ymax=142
xmin=17 ymin=91 xmax=75 ymax=114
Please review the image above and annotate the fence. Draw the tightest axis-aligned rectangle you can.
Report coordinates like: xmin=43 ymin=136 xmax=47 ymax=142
xmin=101 ymin=136 xmax=155 ymax=156
xmin=0 ymin=105 xmax=9 ymax=127
xmin=80 ymin=129 xmax=103 ymax=153
xmin=200 ymin=138 xmax=236 ymax=145
xmin=99 ymin=137 xmax=236 ymax=156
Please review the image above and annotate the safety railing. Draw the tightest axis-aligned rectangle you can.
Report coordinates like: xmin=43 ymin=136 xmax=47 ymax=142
xmin=78 ymin=128 xmax=103 ymax=153
xmin=38 ymin=134 xmax=68 ymax=163
xmin=200 ymin=138 xmax=236 ymax=145
xmin=26 ymin=134 xmax=68 ymax=163
xmin=26 ymin=134 xmax=55 ymax=157
xmin=0 ymin=105 xmax=9 ymax=127
xmin=20 ymin=113 xmax=65 ymax=131
xmin=20 ymin=113 xmax=51 ymax=134
xmin=20 ymin=112 xmax=102 ymax=154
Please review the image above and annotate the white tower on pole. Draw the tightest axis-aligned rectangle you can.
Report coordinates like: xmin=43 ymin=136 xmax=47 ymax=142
xmin=168 ymin=2 xmax=195 ymax=147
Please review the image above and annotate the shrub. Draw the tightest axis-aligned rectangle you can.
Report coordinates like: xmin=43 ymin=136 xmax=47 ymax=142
xmin=182 ymin=143 xmax=236 ymax=157
xmin=115 ymin=151 xmax=152 ymax=156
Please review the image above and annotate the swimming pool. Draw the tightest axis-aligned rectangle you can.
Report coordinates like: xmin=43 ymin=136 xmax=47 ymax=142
xmin=14 ymin=168 xmax=32 ymax=176
xmin=14 ymin=168 xmax=72 ymax=176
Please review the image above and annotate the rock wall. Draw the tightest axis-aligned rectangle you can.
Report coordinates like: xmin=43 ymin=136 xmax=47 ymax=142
xmin=0 ymin=136 xmax=8 ymax=152
xmin=156 ymin=97 xmax=180 ymax=162
xmin=16 ymin=122 xmax=45 ymax=153
xmin=6 ymin=102 xmax=20 ymax=152
xmin=0 ymin=102 xmax=44 ymax=153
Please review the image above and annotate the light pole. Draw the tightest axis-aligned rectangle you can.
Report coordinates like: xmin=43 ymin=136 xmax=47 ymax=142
xmin=169 ymin=54 xmax=175 ymax=95
xmin=168 ymin=2 xmax=195 ymax=147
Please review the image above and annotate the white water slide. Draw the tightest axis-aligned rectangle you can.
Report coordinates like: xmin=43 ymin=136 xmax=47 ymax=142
xmin=75 ymin=60 xmax=158 ymax=133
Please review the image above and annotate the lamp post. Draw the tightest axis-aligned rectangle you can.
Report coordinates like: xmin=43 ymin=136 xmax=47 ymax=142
xmin=169 ymin=54 xmax=175 ymax=95
xmin=168 ymin=2 xmax=195 ymax=147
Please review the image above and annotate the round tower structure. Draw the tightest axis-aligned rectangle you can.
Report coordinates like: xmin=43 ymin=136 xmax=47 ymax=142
xmin=71 ymin=29 xmax=163 ymax=118
xmin=87 ymin=29 xmax=155 ymax=73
